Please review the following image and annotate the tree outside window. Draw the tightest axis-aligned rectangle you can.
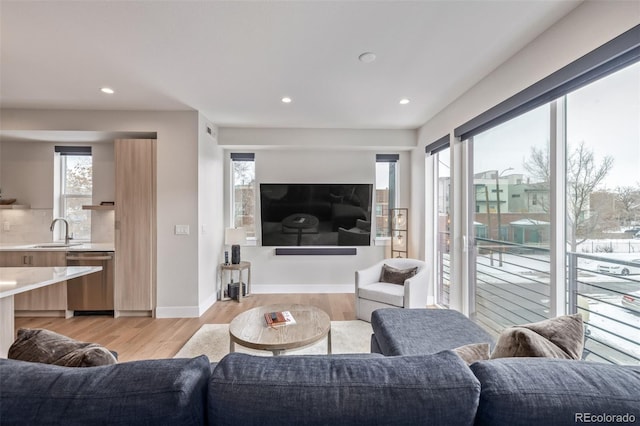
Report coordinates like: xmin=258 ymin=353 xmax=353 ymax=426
xmin=231 ymin=156 xmax=255 ymax=238
xmin=59 ymin=153 xmax=92 ymax=241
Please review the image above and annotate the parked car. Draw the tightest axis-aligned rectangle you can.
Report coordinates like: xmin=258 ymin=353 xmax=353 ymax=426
xmin=621 ymin=290 xmax=640 ymax=313
xmin=597 ymin=259 xmax=640 ymax=276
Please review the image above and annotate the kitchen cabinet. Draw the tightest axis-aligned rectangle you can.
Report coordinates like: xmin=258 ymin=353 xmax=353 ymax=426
xmin=0 ymin=251 xmax=69 ymax=316
xmin=114 ymin=139 xmax=156 ymax=317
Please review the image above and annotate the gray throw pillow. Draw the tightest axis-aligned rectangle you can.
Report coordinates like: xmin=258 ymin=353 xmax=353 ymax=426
xmin=379 ymin=264 xmax=418 ymax=285
xmin=490 ymin=314 xmax=584 ymax=360
xmin=453 ymin=343 xmax=491 ymax=365
xmin=8 ymin=328 xmax=117 ymax=367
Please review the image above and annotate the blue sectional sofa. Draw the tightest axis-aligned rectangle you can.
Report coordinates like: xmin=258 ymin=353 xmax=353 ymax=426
xmin=1 ymin=308 xmax=639 ymax=426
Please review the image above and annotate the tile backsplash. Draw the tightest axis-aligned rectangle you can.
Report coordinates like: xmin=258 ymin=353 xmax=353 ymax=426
xmin=0 ymin=209 xmax=115 ymax=244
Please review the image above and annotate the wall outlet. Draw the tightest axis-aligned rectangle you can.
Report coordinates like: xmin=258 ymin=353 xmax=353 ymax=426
xmin=175 ymin=224 xmax=190 ymax=235
xmin=2 ymin=222 xmax=10 ymax=231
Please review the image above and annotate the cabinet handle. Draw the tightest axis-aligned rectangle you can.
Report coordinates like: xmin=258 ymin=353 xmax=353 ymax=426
xmin=23 ymin=255 xmax=29 ymax=265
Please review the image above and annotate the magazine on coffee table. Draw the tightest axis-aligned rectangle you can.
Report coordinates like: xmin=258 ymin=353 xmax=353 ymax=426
xmin=264 ymin=310 xmax=296 ymax=327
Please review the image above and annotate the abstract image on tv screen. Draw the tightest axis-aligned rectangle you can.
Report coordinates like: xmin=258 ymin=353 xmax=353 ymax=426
xmin=260 ymin=184 xmax=373 ymax=246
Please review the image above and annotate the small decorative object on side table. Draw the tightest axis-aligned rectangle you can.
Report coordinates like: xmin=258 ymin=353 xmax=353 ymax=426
xmin=219 ymin=261 xmax=251 ymax=302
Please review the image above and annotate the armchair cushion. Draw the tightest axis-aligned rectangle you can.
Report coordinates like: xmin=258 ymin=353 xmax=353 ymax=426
xmin=358 ymin=283 xmax=405 ymax=307
xmin=379 ymin=264 xmax=418 ymax=285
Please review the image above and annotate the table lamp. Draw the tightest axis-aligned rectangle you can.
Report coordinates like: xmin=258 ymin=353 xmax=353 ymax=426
xmin=225 ymin=227 xmax=246 ymax=264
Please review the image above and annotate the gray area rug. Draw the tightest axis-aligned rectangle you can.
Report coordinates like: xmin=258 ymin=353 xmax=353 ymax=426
xmin=174 ymin=320 xmax=373 ymax=361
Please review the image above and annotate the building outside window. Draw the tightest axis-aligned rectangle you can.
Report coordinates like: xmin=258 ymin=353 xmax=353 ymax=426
xmin=231 ymin=153 xmax=256 ymax=238
xmin=375 ymin=154 xmax=398 ymax=238
xmin=55 ymin=146 xmax=92 ymax=241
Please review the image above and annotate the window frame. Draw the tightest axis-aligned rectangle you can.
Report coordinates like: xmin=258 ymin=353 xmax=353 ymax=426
xmin=375 ymin=154 xmax=399 ymax=240
xmin=54 ymin=146 xmax=93 ymax=242
xmin=230 ymin=152 xmax=256 ymax=241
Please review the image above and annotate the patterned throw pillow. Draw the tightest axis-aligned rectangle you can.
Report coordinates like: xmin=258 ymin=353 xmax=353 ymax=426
xmin=379 ymin=264 xmax=418 ymax=285
xmin=8 ymin=328 xmax=117 ymax=367
xmin=490 ymin=314 xmax=584 ymax=360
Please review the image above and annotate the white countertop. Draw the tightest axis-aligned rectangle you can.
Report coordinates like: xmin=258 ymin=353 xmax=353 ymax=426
xmin=0 ymin=266 xmax=103 ymax=298
xmin=0 ymin=243 xmax=115 ymax=252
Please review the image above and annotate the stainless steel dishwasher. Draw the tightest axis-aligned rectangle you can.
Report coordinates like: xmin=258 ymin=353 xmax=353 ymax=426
xmin=66 ymin=251 xmax=115 ymax=315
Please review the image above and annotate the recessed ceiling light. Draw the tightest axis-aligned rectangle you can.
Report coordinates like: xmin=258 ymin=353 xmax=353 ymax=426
xmin=281 ymin=97 xmax=292 ymax=103
xmin=358 ymin=52 xmax=377 ymax=63
xmin=100 ymin=87 xmax=115 ymax=94
xmin=399 ymin=98 xmax=410 ymax=105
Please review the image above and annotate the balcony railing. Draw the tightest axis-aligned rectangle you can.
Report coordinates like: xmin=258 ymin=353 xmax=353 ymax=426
xmin=436 ymin=231 xmax=451 ymax=307
xmin=465 ymin=237 xmax=640 ymax=365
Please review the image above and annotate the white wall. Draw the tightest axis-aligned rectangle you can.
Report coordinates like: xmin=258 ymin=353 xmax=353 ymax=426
xmin=220 ymin=127 xmax=416 ymax=292
xmin=0 ymin=109 xmax=203 ymax=317
xmin=414 ymin=1 xmax=640 ymax=312
xmin=197 ymin=114 xmax=224 ymax=315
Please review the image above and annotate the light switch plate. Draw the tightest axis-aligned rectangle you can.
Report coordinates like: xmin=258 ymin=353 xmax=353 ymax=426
xmin=175 ymin=224 xmax=190 ymax=235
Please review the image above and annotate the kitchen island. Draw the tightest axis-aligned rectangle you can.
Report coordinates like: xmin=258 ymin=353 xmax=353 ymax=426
xmin=0 ymin=266 xmax=102 ymax=357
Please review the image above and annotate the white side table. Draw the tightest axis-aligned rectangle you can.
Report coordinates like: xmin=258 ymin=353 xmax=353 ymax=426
xmin=219 ymin=261 xmax=251 ymax=302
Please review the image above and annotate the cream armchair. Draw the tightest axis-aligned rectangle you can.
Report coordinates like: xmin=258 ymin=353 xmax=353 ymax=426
xmin=355 ymin=258 xmax=428 ymax=322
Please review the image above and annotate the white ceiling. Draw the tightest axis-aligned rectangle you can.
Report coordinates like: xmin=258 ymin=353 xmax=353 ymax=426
xmin=0 ymin=0 xmax=582 ymax=130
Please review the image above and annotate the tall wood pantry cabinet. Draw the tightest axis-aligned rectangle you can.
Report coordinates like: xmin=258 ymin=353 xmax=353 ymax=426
xmin=114 ymin=139 xmax=157 ymax=317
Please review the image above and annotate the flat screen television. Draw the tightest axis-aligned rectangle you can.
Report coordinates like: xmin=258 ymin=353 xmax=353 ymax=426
xmin=260 ymin=183 xmax=373 ymax=246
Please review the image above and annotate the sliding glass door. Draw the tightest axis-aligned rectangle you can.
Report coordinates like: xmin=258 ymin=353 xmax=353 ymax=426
xmin=565 ymin=61 xmax=640 ymax=364
xmin=436 ymin=147 xmax=451 ymax=307
xmin=470 ymin=105 xmax=552 ymax=334
xmin=465 ymin=60 xmax=640 ymax=363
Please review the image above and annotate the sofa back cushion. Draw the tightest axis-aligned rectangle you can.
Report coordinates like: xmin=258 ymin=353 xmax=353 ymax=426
xmin=471 ymin=358 xmax=640 ymax=426
xmin=209 ymin=352 xmax=480 ymax=426
xmin=0 ymin=355 xmax=211 ymax=426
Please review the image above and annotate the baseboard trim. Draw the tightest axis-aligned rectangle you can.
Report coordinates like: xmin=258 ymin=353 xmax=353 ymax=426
xmin=198 ymin=292 xmax=217 ymax=317
xmin=155 ymin=306 xmax=200 ymax=318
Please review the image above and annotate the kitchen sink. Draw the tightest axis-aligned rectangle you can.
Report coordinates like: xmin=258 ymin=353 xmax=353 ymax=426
xmin=31 ymin=242 xmax=84 ymax=248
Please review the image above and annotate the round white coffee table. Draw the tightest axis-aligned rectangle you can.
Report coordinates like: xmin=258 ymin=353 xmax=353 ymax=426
xmin=229 ymin=304 xmax=331 ymax=356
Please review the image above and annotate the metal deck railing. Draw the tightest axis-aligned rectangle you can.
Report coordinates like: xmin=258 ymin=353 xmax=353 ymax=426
xmin=435 ymin=234 xmax=640 ymax=365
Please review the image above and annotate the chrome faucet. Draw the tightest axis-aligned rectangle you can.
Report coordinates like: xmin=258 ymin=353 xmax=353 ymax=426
xmin=50 ymin=218 xmax=71 ymax=244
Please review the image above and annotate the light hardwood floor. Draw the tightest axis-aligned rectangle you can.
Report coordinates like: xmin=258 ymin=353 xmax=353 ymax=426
xmin=15 ymin=293 xmax=356 ymax=362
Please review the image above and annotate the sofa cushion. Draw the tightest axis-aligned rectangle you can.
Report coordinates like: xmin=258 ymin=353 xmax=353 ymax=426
xmin=453 ymin=343 xmax=491 ymax=365
xmin=379 ymin=263 xmax=418 ymax=285
xmin=471 ymin=358 xmax=640 ymax=426
xmin=8 ymin=328 xmax=117 ymax=367
xmin=490 ymin=314 xmax=584 ymax=359
xmin=0 ymin=355 xmax=210 ymax=426
xmin=358 ymin=282 xmax=405 ymax=306
xmin=209 ymin=352 xmax=481 ymax=426
xmin=371 ymin=308 xmax=495 ymax=356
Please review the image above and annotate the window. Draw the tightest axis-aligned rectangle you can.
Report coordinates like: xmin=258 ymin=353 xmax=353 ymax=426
xmin=375 ymin=154 xmax=399 ymax=238
xmin=471 ymin=104 xmax=551 ymax=335
xmin=55 ymin=146 xmax=92 ymax=241
xmin=436 ymin=146 xmax=451 ymax=307
xmin=231 ymin=153 xmax=256 ymax=238
xmin=446 ymin=25 xmax=640 ymax=364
